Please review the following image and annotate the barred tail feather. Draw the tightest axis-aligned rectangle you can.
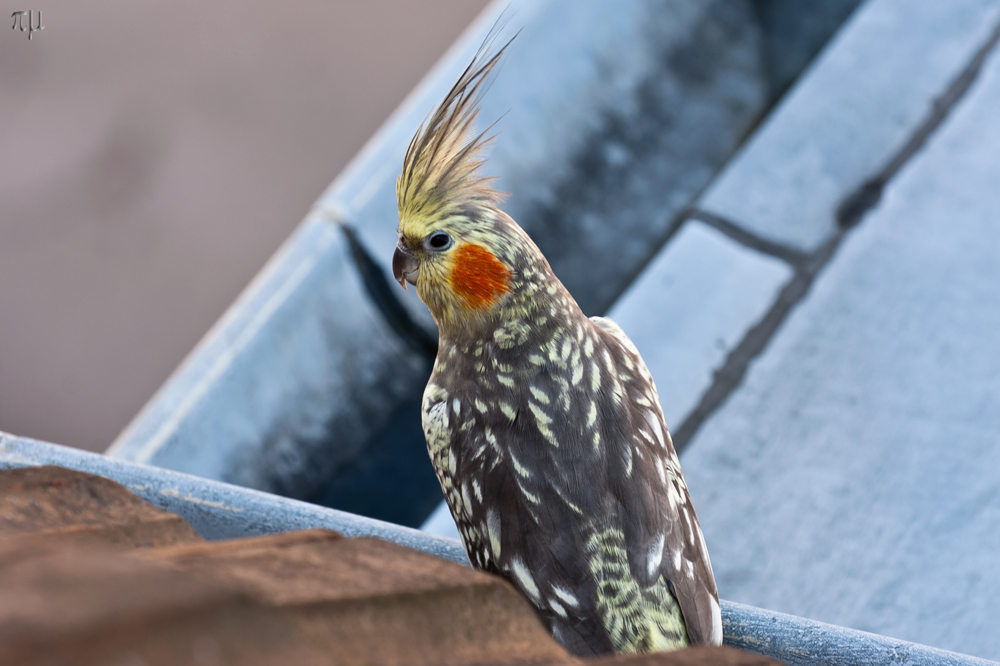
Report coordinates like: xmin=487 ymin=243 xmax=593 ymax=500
xmin=586 ymin=528 xmax=689 ymax=653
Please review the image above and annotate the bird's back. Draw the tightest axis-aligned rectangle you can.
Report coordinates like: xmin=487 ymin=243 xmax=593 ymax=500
xmin=421 ymin=306 xmax=721 ymax=655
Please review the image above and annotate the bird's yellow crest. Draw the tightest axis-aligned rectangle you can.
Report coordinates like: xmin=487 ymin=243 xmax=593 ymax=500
xmin=395 ymin=38 xmax=510 ymax=235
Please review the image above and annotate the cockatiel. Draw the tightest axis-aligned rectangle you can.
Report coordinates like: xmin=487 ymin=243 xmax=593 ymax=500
xmin=392 ymin=41 xmax=722 ymax=656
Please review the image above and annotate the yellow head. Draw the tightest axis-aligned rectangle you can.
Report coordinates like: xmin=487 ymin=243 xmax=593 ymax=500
xmin=393 ymin=39 xmax=539 ymax=334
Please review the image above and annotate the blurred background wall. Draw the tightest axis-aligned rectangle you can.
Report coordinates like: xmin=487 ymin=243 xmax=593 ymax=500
xmin=0 ymin=0 xmax=489 ymax=451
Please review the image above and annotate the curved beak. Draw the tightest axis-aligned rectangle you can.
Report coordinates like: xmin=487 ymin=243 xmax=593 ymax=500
xmin=392 ymin=235 xmax=419 ymax=290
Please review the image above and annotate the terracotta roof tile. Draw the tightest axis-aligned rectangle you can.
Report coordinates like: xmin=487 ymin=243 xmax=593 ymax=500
xmin=0 ymin=465 xmax=202 ymax=548
xmin=139 ymin=529 xmax=571 ymax=666
xmin=0 ymin=544 xmax=329 ymax=665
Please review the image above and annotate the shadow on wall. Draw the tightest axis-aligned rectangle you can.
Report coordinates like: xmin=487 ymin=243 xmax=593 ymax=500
xmin=753 ymin=0 xmax=863 ymax=99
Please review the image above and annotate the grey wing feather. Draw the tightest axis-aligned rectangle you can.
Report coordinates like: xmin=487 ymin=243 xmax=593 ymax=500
xmin=592 ymin=315 xmax=723 ymax=646
xmin=426 ymin=316 xmax=721 ymax=654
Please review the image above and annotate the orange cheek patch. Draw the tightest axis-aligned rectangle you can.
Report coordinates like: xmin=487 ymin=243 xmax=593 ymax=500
xmin=450 ymin=243 xmax=511 ymax=310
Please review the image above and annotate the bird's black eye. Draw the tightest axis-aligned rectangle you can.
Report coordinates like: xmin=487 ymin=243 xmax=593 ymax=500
xmin=425 ymin=231 xmax=453 ymax=252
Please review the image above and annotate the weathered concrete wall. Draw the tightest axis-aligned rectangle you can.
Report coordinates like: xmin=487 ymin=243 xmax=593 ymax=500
xmin=701 ymin=0 xmax=1000 ymax=251
xmin=683 ymin=21 xmax=1000 ymax=657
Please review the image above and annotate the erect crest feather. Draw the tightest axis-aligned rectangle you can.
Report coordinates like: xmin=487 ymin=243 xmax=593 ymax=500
xmin=396 ymin=36 xmax=512 ymax=225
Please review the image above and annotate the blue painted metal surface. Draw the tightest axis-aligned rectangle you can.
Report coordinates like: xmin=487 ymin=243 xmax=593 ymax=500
xmin=2 ymin=434 xmax=995 ymax=666
xmin=723 ymin=602 xmax=1000 ymax=666
xmin=6 ymin=433 xmax=464 ymax=563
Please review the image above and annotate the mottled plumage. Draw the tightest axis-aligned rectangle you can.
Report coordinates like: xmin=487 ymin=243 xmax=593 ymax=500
xmin=393 ymin=39 xmax=721 ymax=656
